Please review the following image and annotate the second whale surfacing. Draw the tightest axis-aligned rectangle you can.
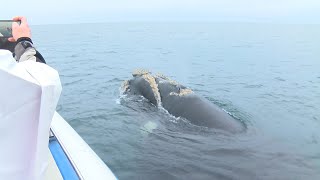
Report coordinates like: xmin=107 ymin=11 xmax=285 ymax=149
xmin=122 ymin=70 xmax=245 ymax=133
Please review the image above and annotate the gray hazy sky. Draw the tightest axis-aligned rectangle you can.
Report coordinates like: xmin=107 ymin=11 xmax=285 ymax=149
xmin=2 ymin=0 xmax=320 ymax=25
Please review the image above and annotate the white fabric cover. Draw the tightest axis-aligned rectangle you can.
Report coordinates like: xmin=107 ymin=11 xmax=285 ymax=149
xmin=0 ymin=50 xmax=61 ymax=180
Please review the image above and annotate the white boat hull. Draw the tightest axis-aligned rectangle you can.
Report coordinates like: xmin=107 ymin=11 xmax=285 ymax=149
xmin=49 ymin=112 xmax=117 ymax=180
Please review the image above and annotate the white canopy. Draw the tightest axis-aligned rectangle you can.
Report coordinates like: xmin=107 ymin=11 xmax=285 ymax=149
xmin=0 ymin=50 xmax=61 ymax=180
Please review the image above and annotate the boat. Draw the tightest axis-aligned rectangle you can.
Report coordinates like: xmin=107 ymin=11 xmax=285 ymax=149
xmin=47 ymin=112 xmax=117 ymax=180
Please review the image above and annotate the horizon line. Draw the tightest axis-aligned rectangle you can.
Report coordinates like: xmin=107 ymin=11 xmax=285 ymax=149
xmin=30 ymin=20 xmax=320 ymax=26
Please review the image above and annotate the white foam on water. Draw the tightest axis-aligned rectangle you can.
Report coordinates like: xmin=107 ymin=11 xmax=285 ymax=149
xmin=115 ymin=98 xmax=121 ymax=105
xmin=117 ymin=84 xmax=130 ymax=104
xmin=158 ymin=106 xmax=181 ymax=124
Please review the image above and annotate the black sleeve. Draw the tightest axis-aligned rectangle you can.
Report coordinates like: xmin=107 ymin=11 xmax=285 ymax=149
xmin=14 ymin=37 xmax=46 ymax=64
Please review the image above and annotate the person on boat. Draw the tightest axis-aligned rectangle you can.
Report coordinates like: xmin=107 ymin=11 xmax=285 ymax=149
xmin=0 ymin=16 xmax=61 ymax=180
xmin=7 ymin=16 xmax=46 ymax=63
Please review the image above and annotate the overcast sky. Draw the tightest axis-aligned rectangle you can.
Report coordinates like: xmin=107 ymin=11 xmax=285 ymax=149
xmin=2 ymin=0 xmax=320 ymax=25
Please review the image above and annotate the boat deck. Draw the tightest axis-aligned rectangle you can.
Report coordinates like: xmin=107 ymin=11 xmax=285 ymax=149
xmin=46 ymin=149 xmax=63 ymax=180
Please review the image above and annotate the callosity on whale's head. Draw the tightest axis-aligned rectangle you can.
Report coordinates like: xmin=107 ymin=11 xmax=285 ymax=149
xmin=154 ymin=74 xmax=194 ymax=100
xmin=122 ymin=69 xmax=162 ymax=106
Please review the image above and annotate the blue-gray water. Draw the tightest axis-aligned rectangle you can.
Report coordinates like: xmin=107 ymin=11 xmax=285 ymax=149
xmin=33 ymin=23 xmax=319 ymax=179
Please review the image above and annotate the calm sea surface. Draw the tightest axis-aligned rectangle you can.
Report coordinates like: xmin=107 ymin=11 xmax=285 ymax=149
xmin=33 ymin=23 xmax=319 ymax=179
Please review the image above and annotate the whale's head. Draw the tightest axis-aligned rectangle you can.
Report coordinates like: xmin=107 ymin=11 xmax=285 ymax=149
xmin=124 ymin=70 xmax=161 ymax=105
xmin=124 ymin=70 xmax=194 ymax=105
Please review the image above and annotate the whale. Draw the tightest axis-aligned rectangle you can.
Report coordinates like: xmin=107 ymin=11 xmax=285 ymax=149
xmin=122 ymin=70 xmax=245 ymax=133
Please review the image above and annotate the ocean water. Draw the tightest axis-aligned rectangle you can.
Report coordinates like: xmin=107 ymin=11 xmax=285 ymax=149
xmin=33 ymin=23 xmax=319 ymax=179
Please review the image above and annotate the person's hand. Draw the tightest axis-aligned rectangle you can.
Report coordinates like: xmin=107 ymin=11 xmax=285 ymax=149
xmin=8 ymin=16 xmax=31 ymax=42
